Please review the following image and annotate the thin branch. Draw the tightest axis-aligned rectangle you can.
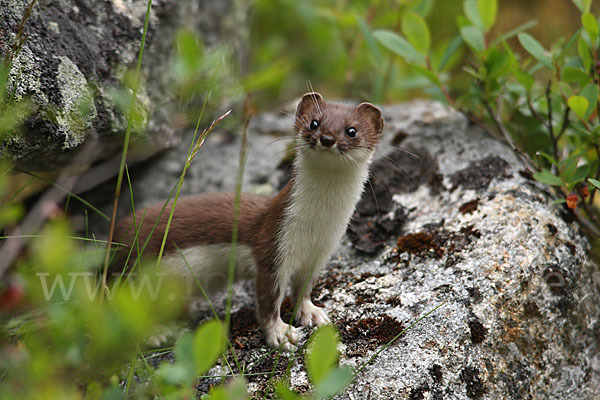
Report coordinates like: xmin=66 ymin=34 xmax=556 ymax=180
xmin=578 ymin=191 xmax=600 ymax=234
xmin=479 ymin=92 xmax=537 ymax=172
xmin=545 ymin=81 xmax=559 ymax=175
xmin=555 ymin=186 xmax=600 ymax=238
xmin=556 ymin=107 xmax=570 ymax=142
xmin=589 ymin=145 xmax=600 ymax=206
xmin=527 ymin=98 xmax=546 ymax=125
xmin=481 ymin=96 xmax=515 ymax=150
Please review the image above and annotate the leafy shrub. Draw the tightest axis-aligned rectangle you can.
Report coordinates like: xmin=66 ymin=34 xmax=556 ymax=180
xmin=368 ymin=0 xmax=600 ymax=237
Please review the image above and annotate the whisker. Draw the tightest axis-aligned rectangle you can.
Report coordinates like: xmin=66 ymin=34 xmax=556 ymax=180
xmin=378 ymin=156 xmax=415 ymax=187
xmin=306 ymin=81 xmax=323 ymax=117
xmin=295 ymin=115 xmax=310 ymax=127
xmin=367 ymin=178 xmax=381 ymax=219
xmin=378 ymin=144 xmax=420 ymax=158
xmin=265 ymin=136 xmax=295 ymax=146
xmin=368 ymin=169 xmax=395 ymax=211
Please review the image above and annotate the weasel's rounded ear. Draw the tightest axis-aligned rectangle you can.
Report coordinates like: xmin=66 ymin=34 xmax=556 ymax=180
xmin=356 ymin=102 xmax=384 ymax=135
xmin=296 ymin=92 xmax=325 ymax=116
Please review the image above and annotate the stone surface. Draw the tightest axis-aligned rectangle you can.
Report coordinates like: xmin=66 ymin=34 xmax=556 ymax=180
xmin=0 ymin=0 xmax=247 ymax=170
xmin=85 ymin=100 xmax=600 ymax=399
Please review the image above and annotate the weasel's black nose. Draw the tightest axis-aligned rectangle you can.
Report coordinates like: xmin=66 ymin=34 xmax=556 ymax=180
xmin=319 ymin=134 xmax=336 ymax=147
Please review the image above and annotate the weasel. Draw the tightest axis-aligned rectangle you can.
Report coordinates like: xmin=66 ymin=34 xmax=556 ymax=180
xmin=113 ymin=92 xmax=384 ymax=350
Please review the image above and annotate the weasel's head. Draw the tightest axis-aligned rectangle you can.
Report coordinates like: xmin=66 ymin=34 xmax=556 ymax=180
xmin=294 ymin=92 xmax=384 ymax=165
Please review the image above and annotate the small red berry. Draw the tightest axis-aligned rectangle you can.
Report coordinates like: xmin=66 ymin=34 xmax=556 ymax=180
xmin=580 ymin=184 xmax=589 ymax=198
xmin=0 ymin=281 xmax=25 ymax=311
xmin=567 ymin=192 xmax=578 ymax=210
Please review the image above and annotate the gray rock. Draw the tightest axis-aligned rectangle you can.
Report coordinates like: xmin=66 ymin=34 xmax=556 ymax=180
xmin=0 ymin=0 xmax=248 ymax=170
xmin=86 ymin=100 xmax=600 ymax=398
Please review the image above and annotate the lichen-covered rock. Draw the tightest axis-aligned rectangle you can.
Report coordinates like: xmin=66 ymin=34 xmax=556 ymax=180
xmin=0 ymin=0 xmax=248 ymax=170
xmin=85 ymin=100 xmax=600 ymax=398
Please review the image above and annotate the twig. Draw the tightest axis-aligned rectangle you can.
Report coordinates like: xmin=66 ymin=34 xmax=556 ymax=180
xmin=527 ymin=98 xmax=546 ymax=125
xmin=589 ymin=145 xmax=600 ymax=206
xmin=556 ymin=107 xmax=570 ymax=142
xmin=578 ymin=192 xmax=600 ymax=235
xmin=555 ymin=186 xmax=600 ymax=238
xmin=481 ymin=94 xmax=515 ymax=151
xmin=545 ymin=81 xmax=560 ymax=175
xmin=479 ymin=93 xmax=536 ymax=172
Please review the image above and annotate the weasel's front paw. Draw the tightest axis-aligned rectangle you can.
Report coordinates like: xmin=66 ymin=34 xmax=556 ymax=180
xmin=265 ymin=318 xmax=300 ymax=352
xmin=297 ymin=300 xmax=330 ymax=328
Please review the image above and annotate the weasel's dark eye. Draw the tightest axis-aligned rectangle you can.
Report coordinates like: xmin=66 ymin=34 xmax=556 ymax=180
xmin=345 ymin=127 xmax=357 ymax=138
xmin=309 ymin=120 xmax=319 ymax=130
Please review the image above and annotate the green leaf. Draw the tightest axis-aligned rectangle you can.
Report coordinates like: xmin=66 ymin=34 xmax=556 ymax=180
xmin=411 ymin=0 xmax=434 ymax=17
xmin=580 ymin=83 xmax=599 ymax=120
xmin=477 ymin=0 xmax=498 ymax=31
xmin=485 ymin=49 xmax=512 ymax=80
xmin=588 ymin=178 xmax=600 ymax=189
xmin=313 ymin=366 xmax=354 ymax=399
xmin=568 ymin=95 xmax=590 ymax=119
xmin=560 ymin=156 xmax=578 ymax=180
xmin=514 ymin=69 xmax=534 ymax=90
xmin=492 ymin=19 xmax=537 ymax=46
xmin=463 ymin=66 xmax=483 ymax=80
xmin=402 ymin=11 xmax=431 ymax=54
xmin=583 ymin=0 xmax=592 ymax=12
xmin=463 ymin=0 xmax=483 ymax=30
xmin=537 ymin=152 xmax=558 ymax=166
xmin=174 ymin=332 xmax=196 ymax=385
xmin=373 ymin=30 xmax=426 ymax=66
xmin=306 ymin=325 xmax=340 ymax=386
xmin=556 ymin=28 xmax=583 ymax=63
xmin=357 ymin=17 xmax=383 ymax=68
xmin=570 ymin=164 xmax=590 ymax=184
xmin=571 ymin=0 xmax=584 ymax=12
xmin=204 ymin=377 xmax=247 ymax=400
xmin=561 ymin=67 xmax=591 ymax=87
xmin=533 ymin=170 xmax=563 ymax=186
xmin=194 ymin=319 xmax=225 ymax=375
xmin=158 ymin=363 xmax=191 ymax=386
xmin=456 ymin=15 xmax=471 ymax=30
xmin=582 ymin=12 xmax=599 ymax=40
xmin=578 ymin=36 xmax=592 ymax=71
xmin=461 ymin=26 xmax=485 ymax=53
xmin=275 ymin=382 xmax=301 ymax=400
xmin=518 ymin=33 xmax=553 ymax=69
xmin=439 ymin=35 xmax=463 ymax=71
xmin=413 ymin=65 xmax=441 ymax=86
xmin=558 ymin=81 xmax=575 ymax=98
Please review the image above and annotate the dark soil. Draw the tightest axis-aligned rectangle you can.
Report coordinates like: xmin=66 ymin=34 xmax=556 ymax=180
xmin=468 ymin=319 xmax=487 ymax=344
xmin=450 ymin=156 xmax=510 ymax=190
xmin=339 ymin=314 xmax=405 ymax=355
xmin=392 ymin=225 xmax=481 ymax=266
xmin=459 ymin=198 xmax=480 ymax=214
xmin=460 ymin=367 xmax=486 ymax=399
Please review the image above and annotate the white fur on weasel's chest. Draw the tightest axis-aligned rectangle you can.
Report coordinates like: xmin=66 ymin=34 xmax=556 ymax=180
xmin=276 ymin=152 xmax=371 ymax=287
